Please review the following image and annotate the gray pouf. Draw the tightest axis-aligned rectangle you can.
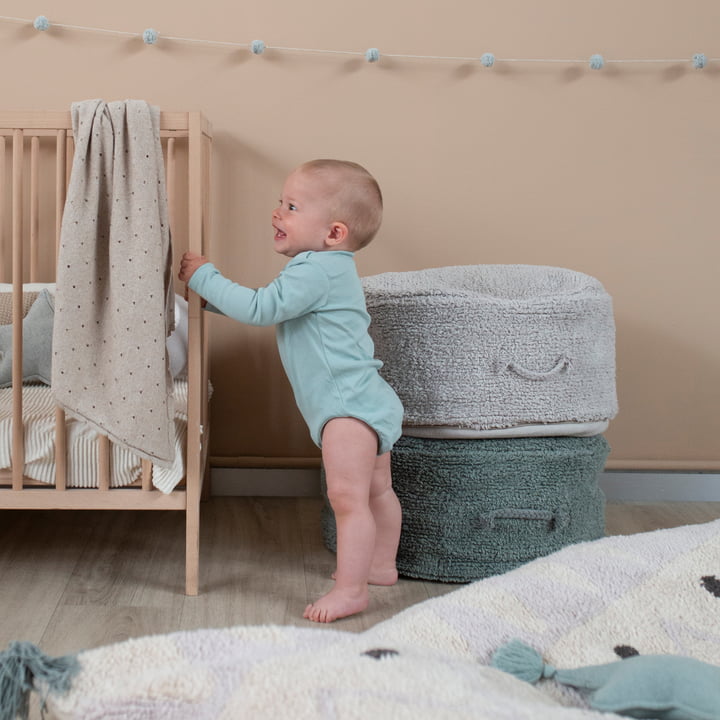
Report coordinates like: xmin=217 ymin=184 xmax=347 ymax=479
xmin=362 ymin=265 xmax=617 ymax=432
xmin=321 ymin=434 xmax=608 ymax=582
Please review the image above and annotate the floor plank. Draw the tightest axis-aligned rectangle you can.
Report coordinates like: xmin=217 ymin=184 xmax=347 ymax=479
xmin=1 ymin=498 xmax=719 ymax=657
xmin=604 ymin=501 xmax=720 ymax=535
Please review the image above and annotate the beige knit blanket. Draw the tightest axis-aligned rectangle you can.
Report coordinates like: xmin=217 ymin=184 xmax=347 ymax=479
xmin=53 ymin=99 xmax=175 ymax=466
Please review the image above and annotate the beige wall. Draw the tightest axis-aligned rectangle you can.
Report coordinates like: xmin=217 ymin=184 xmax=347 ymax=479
xmin=2 ymin=1 xmax=718 ymax=469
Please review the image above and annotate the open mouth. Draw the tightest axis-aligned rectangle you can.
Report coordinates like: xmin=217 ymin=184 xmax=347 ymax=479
xmin=273 ymin=225 xmax=287 ymax=240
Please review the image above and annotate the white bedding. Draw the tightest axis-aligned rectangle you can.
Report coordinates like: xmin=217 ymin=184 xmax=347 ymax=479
xmin=0 ymin=380 xmax=189 ymax=494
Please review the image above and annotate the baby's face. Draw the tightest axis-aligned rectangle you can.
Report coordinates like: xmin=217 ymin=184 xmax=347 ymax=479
xmin=271 ymin=170 xmax=336 ymax=258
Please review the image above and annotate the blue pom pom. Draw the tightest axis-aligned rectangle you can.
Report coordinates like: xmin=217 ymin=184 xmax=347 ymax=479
xmin=251 ymin=40 xmax=265 ymax=55
xmin=143 ymin=28 xmax=159 ymax=45
xmin=589 ymin=54 xmax=604 ymax=70
xmin=692 ymin=53 xmax=707 ymax=69
xmin=365 ymin=48 xmax=380 ymax=63
xmin=33 ymin=16 xmax=50 ymax=31
xmin=480 ymin=52 xmax=495 ymax=68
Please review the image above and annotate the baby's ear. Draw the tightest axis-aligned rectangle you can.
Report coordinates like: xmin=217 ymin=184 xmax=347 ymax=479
xmin=325 ymin=222 xmax=350 ymax=247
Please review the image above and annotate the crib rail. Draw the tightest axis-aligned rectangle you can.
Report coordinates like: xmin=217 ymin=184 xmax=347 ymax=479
xmin=0 ymin=110 xmax=212 ymax=594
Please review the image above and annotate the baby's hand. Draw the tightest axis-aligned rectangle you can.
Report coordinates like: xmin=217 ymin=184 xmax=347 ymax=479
xmin=179 ymin=251 xmax=208 ymax=283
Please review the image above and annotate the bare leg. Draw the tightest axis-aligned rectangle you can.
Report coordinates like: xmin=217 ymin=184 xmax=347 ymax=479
xmin=332 ymin=452 xmax=400 ymax=585
xmin=304 ymin=418 xmax=376 ymax=623
xmin=367 ymin=451 xmax=401 ymax=585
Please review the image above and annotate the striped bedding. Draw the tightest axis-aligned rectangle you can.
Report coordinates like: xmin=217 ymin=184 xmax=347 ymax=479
xmin=0 ymin=381 xmax=189 ymax=494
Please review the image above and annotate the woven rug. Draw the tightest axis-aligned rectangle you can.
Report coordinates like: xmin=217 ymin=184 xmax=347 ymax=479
xmin=42 ymin=519 xmax=720 ymax=719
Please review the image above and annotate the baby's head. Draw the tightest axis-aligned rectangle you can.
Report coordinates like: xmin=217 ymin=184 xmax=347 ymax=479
xmin=296 ymin=159 xmax=383 ymax=251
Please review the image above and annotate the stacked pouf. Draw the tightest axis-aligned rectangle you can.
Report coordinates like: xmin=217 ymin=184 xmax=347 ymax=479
xmin=322 ymin=264 xmax=618 ymax=582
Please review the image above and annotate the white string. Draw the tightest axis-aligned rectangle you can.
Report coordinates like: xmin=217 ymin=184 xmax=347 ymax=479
xmin=0 ymin=14 xmax=715 ymax=66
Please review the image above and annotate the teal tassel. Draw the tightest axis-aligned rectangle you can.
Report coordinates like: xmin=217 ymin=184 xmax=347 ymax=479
xmin=0 ymin=642 xmax=79 ymax=720
xmin=491 ymin=639 xmax=557 ymax=684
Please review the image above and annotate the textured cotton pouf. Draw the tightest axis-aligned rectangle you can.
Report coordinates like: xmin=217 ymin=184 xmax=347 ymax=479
xmin=362 ymin=265 xmax=617 ymax=432
xmin=322 ymin=435 xmax=608 ymax=582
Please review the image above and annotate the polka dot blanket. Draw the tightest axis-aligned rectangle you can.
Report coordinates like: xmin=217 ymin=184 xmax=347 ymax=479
xmin=52 ymin=99 xmax=175 ymax=467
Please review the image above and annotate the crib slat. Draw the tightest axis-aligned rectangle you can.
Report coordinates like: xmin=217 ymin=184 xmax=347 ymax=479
xmin=0 ymin=137 xmax=6 ymax=280
xmin=141 ymin=460 xmax=153 ymax=491
xmin=54 ymin=407 xmax=67 ymax=490
xmin=98 ymin=435 xmax=111 ymax=491
xmin=202 ymin=133 xmax=212 ymax=434
xmin=166 ymin=138 xmax=176 ymax=236
xmin=30 ymin=136 xmax=40 ymax=282
xmin=53 ymin=130 xmax=68 ymax=491
xmin=11 ymin=130 xmax=25 ymax=489
xmin=66 ymin=135 xmax=73 ymax=188
xmin=55 ymin=130 xmax=67 ymax=260
xmin=184 ymin=112 xmax=206 ymax=596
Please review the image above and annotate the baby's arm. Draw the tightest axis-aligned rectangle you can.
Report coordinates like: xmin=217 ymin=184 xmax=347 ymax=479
xmin=188 ymin=258 xmax=329 ymax=326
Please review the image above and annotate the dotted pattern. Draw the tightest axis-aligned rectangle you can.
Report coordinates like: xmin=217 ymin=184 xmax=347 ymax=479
xmin=53 ymin=99 xmax=175 ymax=467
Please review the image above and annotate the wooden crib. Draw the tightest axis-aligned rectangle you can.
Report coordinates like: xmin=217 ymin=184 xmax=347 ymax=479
xmin=0 ymin=110 xmax=212 ymax=595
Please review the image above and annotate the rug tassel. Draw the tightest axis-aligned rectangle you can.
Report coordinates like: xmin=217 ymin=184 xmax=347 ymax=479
xmin=0 ymin=641 xmax=79 ymax=720
xmin=491 ymin=639 xmax=557 ymax=684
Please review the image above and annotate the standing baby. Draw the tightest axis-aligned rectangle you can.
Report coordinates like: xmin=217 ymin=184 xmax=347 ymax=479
xmin=179 ymin=159 xmax=404 ymax=623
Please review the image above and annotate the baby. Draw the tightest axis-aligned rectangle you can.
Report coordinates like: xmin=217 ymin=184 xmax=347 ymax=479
xmin=179 ymin=159 xmax=404 ymax=623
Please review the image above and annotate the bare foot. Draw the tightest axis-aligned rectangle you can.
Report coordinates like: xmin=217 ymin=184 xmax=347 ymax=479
xmin=331 ymin=566 xmax=398 ymax=586
xmin=303 ymin=586 xmax=369 ymax=623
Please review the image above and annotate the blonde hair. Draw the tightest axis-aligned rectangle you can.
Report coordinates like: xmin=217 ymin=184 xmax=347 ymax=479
xmin=298 ymin=159 xmax=383 ymax=250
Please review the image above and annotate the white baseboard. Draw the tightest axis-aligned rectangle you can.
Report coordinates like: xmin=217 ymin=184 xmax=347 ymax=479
xmin=599 ymin=471 xmax=720 ymax=502
xmin=211 ymin=467 xmax=720 ymax=502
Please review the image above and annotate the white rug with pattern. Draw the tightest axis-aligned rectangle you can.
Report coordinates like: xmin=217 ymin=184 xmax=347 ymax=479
xmin=45 ymin=519 xmax=720 ymax=719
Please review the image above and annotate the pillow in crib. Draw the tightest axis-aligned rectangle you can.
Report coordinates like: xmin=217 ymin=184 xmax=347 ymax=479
xmin=167 ymin=294 xmax=188 ymax=378
xmin=0 ymin=289 xmax=54 ymax=387
xmin=0 ymin=291 xmax=40 ymax=325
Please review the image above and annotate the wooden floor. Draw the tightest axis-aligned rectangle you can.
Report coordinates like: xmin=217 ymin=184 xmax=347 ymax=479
xmin=1 ymin=497 xmax=719 ymax=657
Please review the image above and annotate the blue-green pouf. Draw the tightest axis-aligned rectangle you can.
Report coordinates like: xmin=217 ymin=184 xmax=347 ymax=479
xmin=321 ymin=435 xmax=608 ymax=582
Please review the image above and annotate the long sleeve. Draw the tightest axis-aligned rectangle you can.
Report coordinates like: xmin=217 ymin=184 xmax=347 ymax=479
xmin=188 ymin=257 xmax=330 ymax=326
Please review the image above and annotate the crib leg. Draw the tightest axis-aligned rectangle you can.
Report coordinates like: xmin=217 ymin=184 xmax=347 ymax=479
xmin=185 ymin=471 xmax=201 ymax=595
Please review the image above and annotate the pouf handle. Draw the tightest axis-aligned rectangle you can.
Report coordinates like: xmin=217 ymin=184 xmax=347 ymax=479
xmin=477 ymin=507 xmax=567 ymax=530
xmin=504 ymin=356 xmax=570 ymax=381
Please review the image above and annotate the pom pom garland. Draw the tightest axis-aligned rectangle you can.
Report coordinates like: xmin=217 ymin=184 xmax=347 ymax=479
xmin=3 ymin=16 xmax=718 ymax=71
xmin=142 ymin=28 xmax=158 ymax=45
xmin=692 ymin=53 xmax=707 ymax=69
xmin=33 ymin=15 xmax=50 ymax=31
xmin=365 ymin=47 xmax=380 ymax=63
xmin=589 ymin=54 xmax=605 ymax=70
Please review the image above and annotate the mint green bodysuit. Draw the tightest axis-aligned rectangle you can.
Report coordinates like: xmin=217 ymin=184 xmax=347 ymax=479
xmin=188 ymin=251 xmax=403 ymax=454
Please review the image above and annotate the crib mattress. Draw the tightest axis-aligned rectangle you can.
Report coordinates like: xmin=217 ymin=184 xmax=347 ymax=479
xmin=362 ymin=264 xmax=618 ymax=431
xmin=0 ymin=381 xmax=190 ymax=494
xmin=322 ymin=434 xmax=608 ymax=582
